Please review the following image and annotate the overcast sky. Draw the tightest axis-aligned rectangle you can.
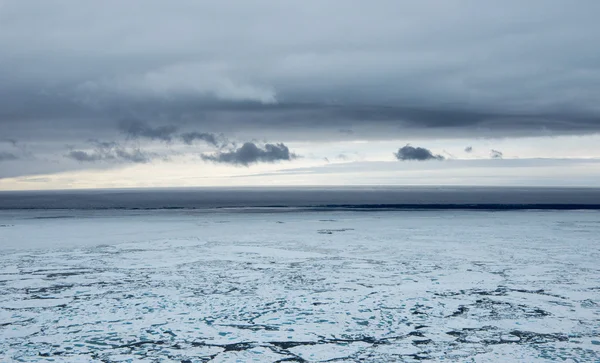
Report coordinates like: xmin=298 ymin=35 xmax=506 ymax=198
xmin=1 ymin=1 xmax=599 ymax=189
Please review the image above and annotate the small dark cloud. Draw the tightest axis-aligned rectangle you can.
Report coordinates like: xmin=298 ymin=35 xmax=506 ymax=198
xmin=0 ymin=152 xmax=19 ymax=161
xmin=66 ymin=139 xmax=152 ymax=163
xmin=490 ymin=149 xmax=504 ymax=159
xmin=394 ymin=144 xmax=444 ymax=161
xmin=118 ymin=120 xmax=178 ymax=142
xmin=181 ymin=132 xmax=221 ymax=147
xmin=465 ymin=146 xmax=473 ymax=153
xmin=339 ymin=129 xmax=354 ymax=135
xmin=201 ymin=142 xmax=297 ymax=166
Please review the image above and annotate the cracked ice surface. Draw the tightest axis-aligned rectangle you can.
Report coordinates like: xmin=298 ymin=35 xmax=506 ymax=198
xmin=0 ymin=210 xmax=599 ymax=362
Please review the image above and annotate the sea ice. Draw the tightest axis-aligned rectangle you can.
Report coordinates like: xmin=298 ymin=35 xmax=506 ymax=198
xmin=0 ymin=210 xmax=599 ymax=362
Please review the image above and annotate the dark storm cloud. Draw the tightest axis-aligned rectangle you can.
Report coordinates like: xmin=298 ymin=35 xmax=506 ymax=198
xmin=180 ymin=132 xmax=221 ymax=147
xmin=118 ymin=120 xmax=178 ymax=142
xmin=0 ymin=152 xmax=18 ymax=162
xmin=201 ymin=142 xmax=297 ymax=166
xmin=395 ymin=145 xmax=445 ymax=161
xmin=1 ymin=0 xmax=600 ymax=146
xmin=465 ymin=146 xmax=473 ymax=153
xmin=66 ymin=140 xmax=152 ymax=164
xmin=490 ymin=149 xmax=504 ymax=159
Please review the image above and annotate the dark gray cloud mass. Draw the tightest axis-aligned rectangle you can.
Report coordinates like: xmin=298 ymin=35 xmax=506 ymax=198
xmin=202 ymin=142 xmax=297 ymax=166
xmin=465 ymin=146 xmax=473 ymax=153
xmin=395 ymin=145 xmax=445 ymax=161
xmin=0 ymin=0 xmax=599 ymax=145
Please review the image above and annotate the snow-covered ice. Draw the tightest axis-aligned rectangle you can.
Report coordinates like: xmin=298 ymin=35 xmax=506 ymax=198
xmin=0 ymin=210 xmax=599 ymax=362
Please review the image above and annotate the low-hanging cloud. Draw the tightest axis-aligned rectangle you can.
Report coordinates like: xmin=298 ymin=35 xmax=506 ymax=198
xmin=490 ymin=149 xmax=504 ymax=159
xmin=394 ymin=145 xmax=444 ymax=161
xmin=118 ymin=120 xmax=178 ymax=142
xmin=181 ymin=132 xmax=221 ymax=147
xmin=201 ymin=142 xmax=297 ymax=166
xmin=66 ymin=140 xmax=152 ymax=164
xmin=118 ymin=121 xmax=224 ymax=148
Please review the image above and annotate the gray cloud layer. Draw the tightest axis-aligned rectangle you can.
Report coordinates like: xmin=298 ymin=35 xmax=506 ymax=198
xmin=395 ymin=145 xmax=444 ymax=161
xmin=1 ymin=0 xmax=600 ymax=146
xmin=202 ymin=142 xmax=297 ymax=166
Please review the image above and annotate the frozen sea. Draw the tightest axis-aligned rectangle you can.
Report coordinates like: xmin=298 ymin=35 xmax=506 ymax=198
xmin=0 ymin=188 xmax=599 ymax=362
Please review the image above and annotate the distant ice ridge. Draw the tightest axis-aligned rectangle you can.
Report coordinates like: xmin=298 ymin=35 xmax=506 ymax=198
xmin=1 ymin=186 xmax=600 ymax=210
xmin=0 ymin=210 xmax=599 ymax=362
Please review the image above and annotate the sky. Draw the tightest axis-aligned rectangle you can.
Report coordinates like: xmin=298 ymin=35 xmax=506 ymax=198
xmin=1 ymin=0 xmax=599 ymax=190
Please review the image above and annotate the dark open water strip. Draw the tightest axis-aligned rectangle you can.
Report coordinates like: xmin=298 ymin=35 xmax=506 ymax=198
xmin=1 ymin=187 xmax=600 ymax=211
